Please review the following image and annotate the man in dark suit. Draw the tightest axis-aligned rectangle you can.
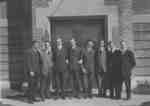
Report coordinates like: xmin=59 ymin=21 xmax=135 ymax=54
xmin=68 ymin=38 xmax=82 ymax=98
xmin=95 ymin=40 xmax=107 ymax=97
xmin=107 ymin=41 xmax=113 ymax=98
xmin=53 ymin=38 xmax=68 ymax=99
xmin=109 ymin=41 xmax=123 ymax=99
xmin=82 ymin=40 xmax=95 ymax=98
xmin=40 ymin=41 xmax=53 ymax=101
xmin=120 ymin=40 xmax=136 ymax=100
xmin=25 ymin=40 xmax=42 ymax=104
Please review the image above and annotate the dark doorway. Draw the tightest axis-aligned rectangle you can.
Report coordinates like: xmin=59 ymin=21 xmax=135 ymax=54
xmin=50 ymin=16 xmax=108 ymax=48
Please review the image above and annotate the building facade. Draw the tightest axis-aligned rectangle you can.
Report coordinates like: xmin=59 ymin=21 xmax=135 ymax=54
xmin=0 ymin=0 xmax=150 ymax=90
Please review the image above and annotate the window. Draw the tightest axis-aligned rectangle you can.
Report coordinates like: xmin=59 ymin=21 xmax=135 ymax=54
xmin=133 ymin=0 xmax=150 ymax=14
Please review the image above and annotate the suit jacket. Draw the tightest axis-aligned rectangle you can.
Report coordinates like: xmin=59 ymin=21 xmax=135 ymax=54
xmin=53 ymin=46 xmax=68 ymax=72
xmin=82 ymin=48 xmax=95 ymax=73
xmin=95 ymin=49 xmax=107 ymax=74
xmin=121 ymin=50 xmax=136 ymax=80
xmin=111 ymin=50 xmax=123 ymax=83
xmin=68 ymin=46 xmax=82 ymax=71
xmin=25 ymin=48 xmax=42 ymax=79
xmin=40 ymin=50 xmax=53 ymax=76
xmin=107 ymin=50 xmax=113 ymax=72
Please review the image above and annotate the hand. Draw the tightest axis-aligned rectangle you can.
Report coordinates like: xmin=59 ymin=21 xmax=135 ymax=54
xmin=22 ymin=82 xmax=28 ymax=87
xmin=66 ymin=59 xmax=69 ymax=64
xmin=82 ymin=67 xmax=87 ymax=73
xmin=30 ymin=71 xmax=34 ymax=76
xmin=78 ymin=59 xmax=83 ymax=64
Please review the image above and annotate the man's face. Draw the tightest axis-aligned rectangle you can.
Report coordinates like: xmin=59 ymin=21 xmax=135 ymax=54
xmin=57 ymin=38 xmax=62 ymax=47
xmin=41 ymin=42 xmax=45 ymax=50
xmin=100 ymin=41 xmax=104 ymax=45
xmin=70 ymin=38 xmax=76 ymax=47
xmin=87 ymin=41 xmax=94 ymax=48
xmin=100 ymin=41 xmax=105 ymax=48
xmin=108 ymin=42 xmax=114 ymax=50
xmin=120 ymin=41 xmax=127 ymax=50
xmin=33 ymin=42 xmax=40 ymax=50
xmin=45 ymin=42 xmax=50 ymax=49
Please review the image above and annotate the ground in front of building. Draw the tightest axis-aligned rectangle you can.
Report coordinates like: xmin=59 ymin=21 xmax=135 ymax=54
xmin=0 ymin=92 xmax=150 ymax=106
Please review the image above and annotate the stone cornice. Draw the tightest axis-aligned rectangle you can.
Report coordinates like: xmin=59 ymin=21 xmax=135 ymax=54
xmin=32 ymin=0 xmax=52 ymax=8
xmin=104 ymin=0 xmax=119 ymax=5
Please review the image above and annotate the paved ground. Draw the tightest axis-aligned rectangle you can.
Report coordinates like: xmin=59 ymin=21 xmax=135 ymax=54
xmin=0 ymin=93 xmax=150 ymax=106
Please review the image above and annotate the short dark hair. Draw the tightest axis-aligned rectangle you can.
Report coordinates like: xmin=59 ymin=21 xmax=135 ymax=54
xmin=44 ymin=41 xmax=50 ymax=44
xmin=32 ymin=40 xmax=39 ymax=45
xmin=107 ymin=41 xmax=112 ymax=45
xmin=87 ymin=40 xmax=94 ymax=46
xmin=87 ymin=39 xmax=94 ymax=43
xmin=120 ymin=40 xmax=126 ymax=44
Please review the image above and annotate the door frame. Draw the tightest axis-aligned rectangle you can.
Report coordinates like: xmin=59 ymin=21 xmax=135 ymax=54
xmin=48 ymin=15 xmax=108 ymax=46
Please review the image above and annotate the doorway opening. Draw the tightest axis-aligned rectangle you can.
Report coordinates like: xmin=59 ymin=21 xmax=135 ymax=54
xmin=49 ymin=15 xmax=108 ymax=48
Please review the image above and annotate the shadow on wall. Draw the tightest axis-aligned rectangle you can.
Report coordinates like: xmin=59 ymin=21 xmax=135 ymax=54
xmin=140 ymin=101 xmax=150 ymax=106
xmin=7 ymin=0 xmax=32 ymax=90
xmin=0 ymin=102 xmax=13 ymax=106
xmin=131 ymin=76 xmax=150 ymax=94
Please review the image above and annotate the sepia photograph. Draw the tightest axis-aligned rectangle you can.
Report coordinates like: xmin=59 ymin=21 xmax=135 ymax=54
xmin=0 ymin=0 xmax=150 ymax=106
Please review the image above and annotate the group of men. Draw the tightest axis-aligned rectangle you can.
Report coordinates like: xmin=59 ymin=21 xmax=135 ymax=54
xmin=25 ymin=37 xmax=136 ymax=104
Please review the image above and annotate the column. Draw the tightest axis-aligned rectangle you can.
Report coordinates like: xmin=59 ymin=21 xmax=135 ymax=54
xmin=32 ymin=0 xmax=51 ymax=41
xmin=119 ymin=0 xmax=134 ymax=50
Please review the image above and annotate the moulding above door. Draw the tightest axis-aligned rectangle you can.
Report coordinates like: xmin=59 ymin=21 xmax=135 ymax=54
xmin=104 ymin=0 xmax=119 ymax=5
xmin=32 ymin=0 xmax=52 ymax=8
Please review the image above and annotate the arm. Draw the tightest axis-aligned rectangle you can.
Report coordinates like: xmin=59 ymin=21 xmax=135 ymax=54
xmin=52 ymin=47 xmax=56 ymax=64
xmin=38 ymin=50 xmax=43 ymax=72
xmin=78 ymin=48 xmax=83 ymax=64
xmin=103 ymin=51 xmax=107 ymax=73
xmin=49 ymin=51 xmax=54 ymax=67
xmin=65 ymin=47 xmax=69 ymax=64
xmin=26 ymin=50 xmax=34 ymax=76
xmin=94 ymin=50 xmax=99 ymax=72
xmin=80 ymin=49 xmax=88 ymax=73
xmin=129 ymin=51 xmax=136 ymax=68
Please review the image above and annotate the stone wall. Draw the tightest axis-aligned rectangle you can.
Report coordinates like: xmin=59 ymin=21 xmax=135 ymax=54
xmin=0 ymin=1 xmax=9 ymax=95
xmin=118 ymin=0 xmax=134 ymax=50
xmin=32 ymin=0 xmax=120 ymax=46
